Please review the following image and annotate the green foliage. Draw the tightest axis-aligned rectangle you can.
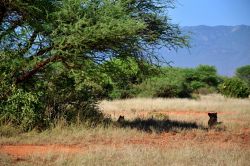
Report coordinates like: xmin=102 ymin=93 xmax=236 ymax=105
xmin=219 ymin=78 xmax=250 ymax=98
xmin=185 ymin=65 xmax=219 ymax=91
xmin=195 ymin=65 xmax=219 ymax=86
xmin=0 ymin=58 xmax=106 ymax=130
xmin=138 ymin=67 xmax=192 ymax=98
xmin=0 ymin=0 xmax=188 ymax=130
xmin=102 ymin=57 xmax=158 ymax=99
xmin=0 ymin=88 xmax=42 ymax=131
xmin=103 ymin=58 xmax=141 ymax=88
xmin=109 ymin=87 xmax=140 ymax=99
xmin=154 ymin=82 xmax=192 ymax=98
xmin=138 ymin=65 xmax=220 ymax=98
xmin=236 ymin=65 xmax=250 ymax=87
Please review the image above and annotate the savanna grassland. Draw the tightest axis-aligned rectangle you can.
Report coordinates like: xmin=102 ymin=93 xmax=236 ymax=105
xmin=1 ymin=1 xmax=250 ymax=166
xmin=0 ymin=94 xmax=249 ymax=166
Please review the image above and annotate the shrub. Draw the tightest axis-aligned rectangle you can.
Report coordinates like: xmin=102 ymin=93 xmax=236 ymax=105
xmin=219 ymin=78 xmax=250 ymax=98
xmin=0 ymin=88 xmax=42 ymax=131
xmin=195 ymin=65 xmax=219 ymax=87
xmin=109 ymin=87 xmax=140 ymax=99
xmin=154 ymin=84 xmax=179 ymax=98
xmin=236 ymin=65 xmax=250 ymax=87
xmin=0 ymin=61 xmax=106 ymax=131
xmin=154 ymin=82 xmax=192 ymax=98
xmin=190 ymin=81 xmax=206 ymax=91
xmin=138 ymin=74 xmax=192 ymax=98
xmin=102 ymin=58 xmax=159 ymax=99
xmin=184 ymin=65 xmax=219 ymax=90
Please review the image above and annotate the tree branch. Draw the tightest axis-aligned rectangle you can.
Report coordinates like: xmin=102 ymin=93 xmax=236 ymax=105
xmin=36 ymin=46 xmax=52 ymax=56
xmin=15 ymin=55 xmax=63 ymax=84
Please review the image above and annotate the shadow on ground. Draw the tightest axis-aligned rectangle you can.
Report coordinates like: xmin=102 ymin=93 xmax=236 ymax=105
xmin=117 ymin=118 xmax=205 ymax=133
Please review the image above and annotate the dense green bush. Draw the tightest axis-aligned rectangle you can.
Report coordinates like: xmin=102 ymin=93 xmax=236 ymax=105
xmin=236 ymin=65 xmax=250 ymax=87
xmin=0 ymin=56 xmax=106 ymax=131
xmin=109 ymin=86 xmax=141 ymax=99
xmin=137 ymin=65 xmax=220 ymax=98
xmin=0 ymin=88 xmax=42 ymax=131
xmin=154 ymin=82 xmax=192 ymax=98
xmin=184 ymin=65 xmax=219 ymax=91
xmin=195 ymin=65 xmax=219 ymax=86
xmin=218 ymin=78 xmax=250 ymax=98
xmin=138 ymin=67 xmax=192 ymax=98
xmin=102 ymin=58 xmax=159 ymax=99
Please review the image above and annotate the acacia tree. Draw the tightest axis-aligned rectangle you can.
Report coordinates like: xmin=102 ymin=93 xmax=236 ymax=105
xmin=0 ymin=0 xmax=188 ymax=129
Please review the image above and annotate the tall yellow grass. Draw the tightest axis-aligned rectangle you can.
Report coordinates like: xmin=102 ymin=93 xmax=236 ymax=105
xmin=99 ymin=94 xmax=250 ymax=130
xmin=0 ymin=94 xmax=249 ymax=165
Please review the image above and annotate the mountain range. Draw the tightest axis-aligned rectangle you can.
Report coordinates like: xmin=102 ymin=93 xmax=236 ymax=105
xmin=160 ymin=25 xmax=250 ymax=76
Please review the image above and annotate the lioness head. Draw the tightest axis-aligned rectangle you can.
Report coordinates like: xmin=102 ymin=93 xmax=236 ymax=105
xmin=117 ymin=116 xmax=125 ymax=123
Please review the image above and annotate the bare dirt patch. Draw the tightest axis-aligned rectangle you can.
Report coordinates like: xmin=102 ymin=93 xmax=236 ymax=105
xmin=0 ymin=144 xmax=85 ymax=157
xmin=1 ymin=130 xmax=249 ymax=159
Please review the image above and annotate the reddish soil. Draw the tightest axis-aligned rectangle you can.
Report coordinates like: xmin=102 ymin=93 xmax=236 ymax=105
xmin=0 ymin=110 xmax=247 ymax=160
xmin=1 ymin=130 xmax=249 ymax=158
xmin=0 ymin=145 xmax=84 ymax=157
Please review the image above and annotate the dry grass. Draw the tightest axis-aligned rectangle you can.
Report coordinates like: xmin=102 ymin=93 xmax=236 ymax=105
xmin=0 ymin=124 xmax=144 ymax=145
xmin=0 ymin=94 xmax=250 ymax=165
xmin=1 ymin=145 xmax=249 ymax=166
xmin=100 ymin=94 xmax=250 ymax=131
xmin=100 ymin=94 xmax=250 ymax=114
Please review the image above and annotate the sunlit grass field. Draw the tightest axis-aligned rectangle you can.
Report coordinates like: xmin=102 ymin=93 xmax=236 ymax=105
xmin=1 ymin=94 xmax=250 ymax=165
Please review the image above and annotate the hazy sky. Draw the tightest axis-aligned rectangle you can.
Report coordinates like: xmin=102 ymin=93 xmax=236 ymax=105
xmin=169 ymin=0 xmax=250 ymax=26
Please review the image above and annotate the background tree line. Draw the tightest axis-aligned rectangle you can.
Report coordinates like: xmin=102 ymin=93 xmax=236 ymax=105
xmin=100 ymin=61 xmax=250 ymax=99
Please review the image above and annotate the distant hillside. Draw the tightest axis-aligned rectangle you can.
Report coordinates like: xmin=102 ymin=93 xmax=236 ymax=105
xmin=160 ymin=25 xmax=250 ymax=76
